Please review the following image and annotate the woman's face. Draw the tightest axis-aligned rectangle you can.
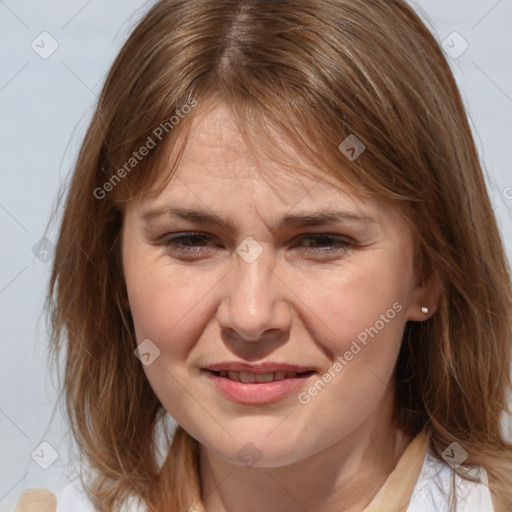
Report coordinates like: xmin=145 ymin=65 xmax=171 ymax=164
xmin=121 ymin=102 xmax=431 ymax=467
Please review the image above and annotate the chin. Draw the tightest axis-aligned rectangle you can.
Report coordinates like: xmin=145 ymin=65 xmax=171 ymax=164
xmin=199 ymin=427 xmax=315 ymax=469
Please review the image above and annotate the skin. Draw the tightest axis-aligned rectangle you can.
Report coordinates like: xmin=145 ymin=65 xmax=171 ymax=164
xmin=121 ymin=101 xmax=440 ymax=512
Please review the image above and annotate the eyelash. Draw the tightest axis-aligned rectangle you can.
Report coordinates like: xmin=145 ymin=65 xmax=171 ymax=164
xmin=160 ymin=232 xmax=352 ymax=257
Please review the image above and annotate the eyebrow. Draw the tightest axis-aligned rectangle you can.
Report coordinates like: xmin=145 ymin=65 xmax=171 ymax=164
xmin=141 ymin=206 xmax=376 ymax=231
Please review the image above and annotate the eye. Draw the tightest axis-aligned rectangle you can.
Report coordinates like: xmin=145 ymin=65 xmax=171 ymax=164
xmin=162 ymin=232 xmax=216 ymax=254
xmin=159 ymin=232 xmax=353 ymax=259
xmin=292 ymin=234 xmax=352 ymax=256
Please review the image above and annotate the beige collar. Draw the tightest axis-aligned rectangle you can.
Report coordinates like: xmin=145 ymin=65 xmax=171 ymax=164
xmin=362 ymin=429 xmax=429 ymax=512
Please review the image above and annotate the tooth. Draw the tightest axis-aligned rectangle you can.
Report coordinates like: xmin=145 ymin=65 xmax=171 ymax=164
xmin=273 ymin=371 xmax=286 ymax=380
xmin=285 ymin=371 xmax=298 ymax=378
xmin=239 ymin=371 xmax=256 ymax=383
xmin=228 ymin=371 xmax=240 ymax=382
xmin=255 ymin=373 xmax=274 ymax=383
xmin=219 ymin=370 xmax=227 ymax=377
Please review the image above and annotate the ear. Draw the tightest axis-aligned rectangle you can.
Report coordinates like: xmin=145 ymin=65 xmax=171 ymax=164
xmin=404 ymin=258 xmax=442 ymax=322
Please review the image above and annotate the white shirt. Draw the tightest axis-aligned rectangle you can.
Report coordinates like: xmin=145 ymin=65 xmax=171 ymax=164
xmin=54 ymin=448 xmax=495 ymax=511
xmin=406 ymin=450 xmax=495 ymax=511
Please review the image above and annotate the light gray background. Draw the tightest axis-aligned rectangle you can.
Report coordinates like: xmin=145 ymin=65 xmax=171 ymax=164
xmin=1 ymin=0 xmax=511 ymax=509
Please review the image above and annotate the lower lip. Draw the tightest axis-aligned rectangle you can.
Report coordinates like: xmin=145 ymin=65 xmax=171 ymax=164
xmin=203 ymin=370 xmax=315 ymax=404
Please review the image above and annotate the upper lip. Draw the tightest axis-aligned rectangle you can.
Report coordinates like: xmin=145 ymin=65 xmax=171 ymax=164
xmin=204 ymin=362 xmax=316 ymax=374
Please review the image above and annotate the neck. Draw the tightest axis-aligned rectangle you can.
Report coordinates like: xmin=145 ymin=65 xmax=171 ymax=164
xmin=198 ymin=388 xmax=413 ymax=512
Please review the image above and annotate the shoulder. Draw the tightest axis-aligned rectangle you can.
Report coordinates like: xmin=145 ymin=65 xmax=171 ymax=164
xmin=55 ymin=482 xmax=146 ymax=512
xmin=50 ymin=415 xmax=175 ymax=511
xmin=406 ymin=449 xmax=495 ymax=512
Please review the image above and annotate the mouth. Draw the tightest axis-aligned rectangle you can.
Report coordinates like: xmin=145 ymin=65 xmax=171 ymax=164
xmin=202 ymin=365 xmax=317 ymax=404
xmin=206 ymin=369 xmax=316 ymax=383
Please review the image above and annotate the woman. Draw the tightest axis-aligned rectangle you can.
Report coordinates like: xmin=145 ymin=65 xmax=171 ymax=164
xmin=19 ymin=0 xmax=512 ymax=510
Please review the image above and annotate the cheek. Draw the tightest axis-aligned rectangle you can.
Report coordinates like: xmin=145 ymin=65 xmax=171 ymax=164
xmin=302 ymin=259 xmax=410 ymax=354
xmin=124 ymin=248 xmax=223 ymax=355
xmin=123 ymin=255 xmax=221 ymax=416
xmin=292 ymin=277 xmax=407 ymax=449
xmin=292 ymin=256 xmax=410 ymax=422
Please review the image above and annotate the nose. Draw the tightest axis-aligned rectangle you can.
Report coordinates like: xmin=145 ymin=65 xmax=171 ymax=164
xmin=216 ymin=243 xmax=293 ymax=344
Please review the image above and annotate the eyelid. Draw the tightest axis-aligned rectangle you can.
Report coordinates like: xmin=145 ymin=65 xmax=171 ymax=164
xmin=159 ymin=232 xmax=215 ymax=248
xmin=290 ymin=234 xmax=353 ymax=254
xmin=159 ymin=231 xmax=354 ymax=258
xmin=291 ymin=232 xmax=354 ymax=244
xmin=159 ymin=231 xmax=352 ymax=243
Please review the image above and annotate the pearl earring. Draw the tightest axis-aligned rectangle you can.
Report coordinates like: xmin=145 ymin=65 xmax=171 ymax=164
xmin=421 ymin=306 xmax=429 ymax=314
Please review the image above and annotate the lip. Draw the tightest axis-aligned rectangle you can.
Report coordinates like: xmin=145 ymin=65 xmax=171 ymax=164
xmin=202 ymin=362 xmax=317 ymax=404
xmin=204 ymin=361 xmax=316 ymax=373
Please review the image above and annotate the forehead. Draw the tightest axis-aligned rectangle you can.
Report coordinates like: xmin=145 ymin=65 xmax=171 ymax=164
xmin=176 ymin=102 xmax=305 ymax=183
xmin=132 ymin=100 xmax=408 ymax=235
xmin=162 ymin=101 xmax=363 ymax=205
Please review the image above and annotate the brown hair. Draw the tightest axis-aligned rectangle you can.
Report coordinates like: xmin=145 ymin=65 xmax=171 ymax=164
xmin=48 ymin=0 xmax=512 ymax=510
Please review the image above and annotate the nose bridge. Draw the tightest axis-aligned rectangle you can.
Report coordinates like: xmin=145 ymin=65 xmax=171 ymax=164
xmin=217 ymin=242 xmax=291 ymax=340
xmin=236 ymin=244 xmax=274 ymax=307
xmin=233 ymin=242 xmax=277 ymax=317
